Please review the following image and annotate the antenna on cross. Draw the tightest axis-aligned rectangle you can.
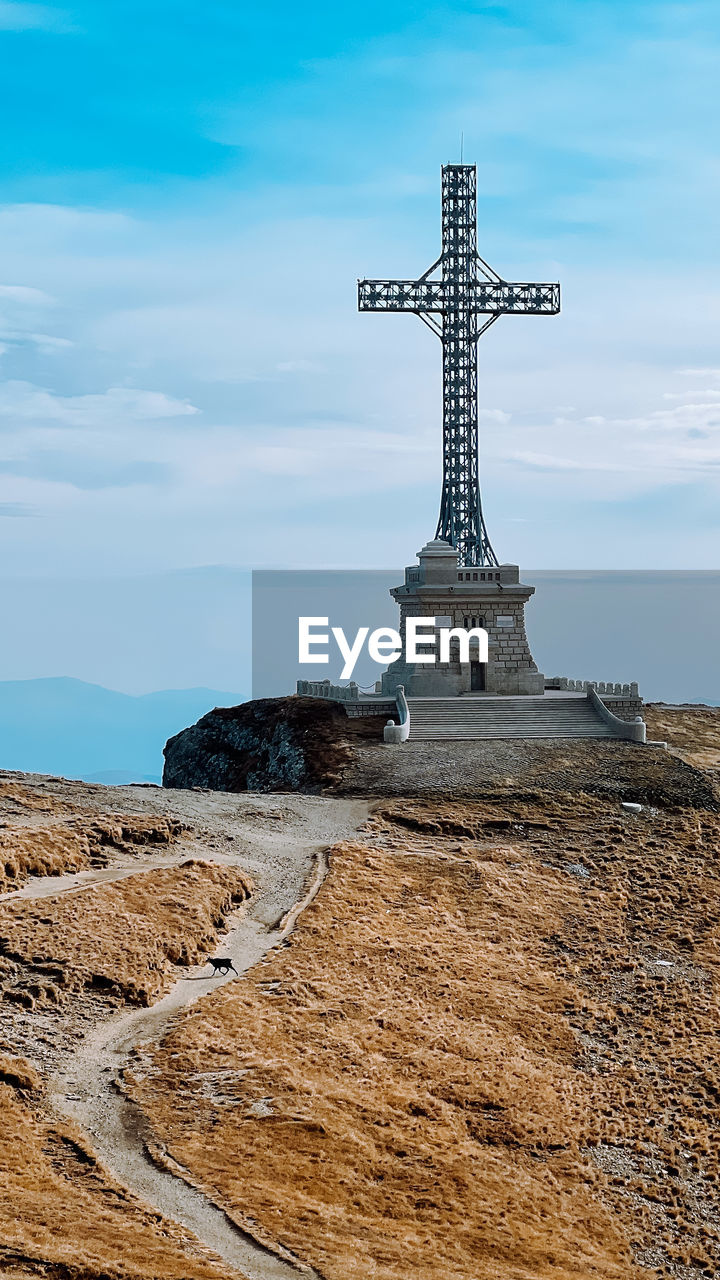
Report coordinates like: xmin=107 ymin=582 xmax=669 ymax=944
xmin=460 ymin=131 xmax=464 ymax=163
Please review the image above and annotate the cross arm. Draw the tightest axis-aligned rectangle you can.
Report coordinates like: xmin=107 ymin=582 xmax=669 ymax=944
xmin=358 ymin=278 xmax=560 ymax=315
xmin=477 ymin=282 xmax=560 ymax=314
xmin=358 ymin=279 xmax=445 ymax=313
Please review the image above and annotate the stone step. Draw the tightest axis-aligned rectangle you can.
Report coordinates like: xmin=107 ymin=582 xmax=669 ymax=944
xmin=410 ymin=723 xmax=607 ymax=730
xmin=409 ymin=706 xmax=599 ymax=715
xmin=409 ymin=715 xmax=603 ymax=723
xmin=410 ymin=704 xmax=598 ymax=710
xmin=409 ymin=720 xmax=610 ymax=726
xmin=410 ymin=722 xmax=605 ymax=729
xmin=405 ymin=693 xmax=617 ymax=740
xmin=410 ymin=730 xmax=615 ymax=739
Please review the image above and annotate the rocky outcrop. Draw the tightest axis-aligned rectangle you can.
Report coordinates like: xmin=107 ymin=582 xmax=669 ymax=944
xmin=162 ymin=697 xmax=356 ymax=793
xmin=163 ymin=697 xmax=720 ymax=807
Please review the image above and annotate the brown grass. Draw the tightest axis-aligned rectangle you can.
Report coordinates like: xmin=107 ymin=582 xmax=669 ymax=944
xmin=0 ymin=861 xmax=252 ymax=1007
xmin=2 ymin=752 xmax=718 ymax=1278
xmin=0 ymin=1050 xmax=42 ymax=1093
xmin=125 ymin=794 xmax=720 ymax=1280
xmin=0 ymin=814 xmax=187 ymax=893
xmin=645 ymin=704 xmax=720 ymax=770
xmin=126 ymin=793 xmax=717 ymax=1274
xmin=0 ymin=781 xmax=63 ymax=811
xmin=0 ymin=1058 xmax=231 ymax=1280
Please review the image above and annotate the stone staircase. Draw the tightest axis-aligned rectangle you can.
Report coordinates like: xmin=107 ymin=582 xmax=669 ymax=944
xmin=406 ymin=693 xmax=616 ymax=741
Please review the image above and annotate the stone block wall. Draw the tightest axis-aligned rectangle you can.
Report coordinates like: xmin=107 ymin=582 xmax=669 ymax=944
xmin=344 ymin=702 xmax=396 ymax=718
xmin=474 ymin=599 xmax=542 ymax=695
xmin=382 ymin=591 xmax=543 ymax=696
xmin=600 ymin=695 xmax=644 ymax=721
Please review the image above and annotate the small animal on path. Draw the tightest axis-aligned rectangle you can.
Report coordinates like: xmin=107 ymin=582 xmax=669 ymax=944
xmin=207 ymin=957 xmax=239 ymax=976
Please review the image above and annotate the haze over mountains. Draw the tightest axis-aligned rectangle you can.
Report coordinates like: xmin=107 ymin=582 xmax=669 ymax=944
xmin=0 ymin=678 xmax=244 ymax=783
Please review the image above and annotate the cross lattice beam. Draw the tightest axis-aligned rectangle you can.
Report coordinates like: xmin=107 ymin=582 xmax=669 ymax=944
xmin=357 ymin=280 xmax=559 ymax=318
xmin=357 ymin=163 xmax=560 ymax=566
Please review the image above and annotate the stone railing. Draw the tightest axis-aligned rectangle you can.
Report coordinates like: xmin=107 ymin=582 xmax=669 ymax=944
xmin=384 ymin=685 xmax=410 ymax=744
xmin=588 ymin=687 xmax=646 ymax=742
xmin=296 ymin=679 xmax=359 ymax=701
xmin=296 ymin=680 xmax=396 ymax=720
xmin=546 ymin=677 xmax=639 ymax=697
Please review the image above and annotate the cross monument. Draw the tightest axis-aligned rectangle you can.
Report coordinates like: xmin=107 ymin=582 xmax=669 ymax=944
xmin=358 ymin=164 xmax=560 ymax=566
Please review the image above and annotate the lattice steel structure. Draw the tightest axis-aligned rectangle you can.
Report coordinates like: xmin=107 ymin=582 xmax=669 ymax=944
xmin=358 ymin=164 xmax=560 ymax=565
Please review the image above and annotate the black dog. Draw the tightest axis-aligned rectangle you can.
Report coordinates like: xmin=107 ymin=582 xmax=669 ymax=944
xmin=208 ymin=957 xmax=239 ymax=976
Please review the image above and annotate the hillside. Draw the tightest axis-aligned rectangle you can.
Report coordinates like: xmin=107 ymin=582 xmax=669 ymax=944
xmin=645 ymin=703 xmax=720 ymax=773
xmin=130 ymin=792 xmax=720 ymax=1279
xmin=0 ymin=704 xmax=718 ymax=1280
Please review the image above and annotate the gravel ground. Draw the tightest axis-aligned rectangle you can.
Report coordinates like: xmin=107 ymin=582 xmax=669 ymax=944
xmin=338 ymin=738 xmax=718 ymax=809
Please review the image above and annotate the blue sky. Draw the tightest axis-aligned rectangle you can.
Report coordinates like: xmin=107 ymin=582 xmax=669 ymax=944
xmin=1 ymin=0 xmax=719 ymax=603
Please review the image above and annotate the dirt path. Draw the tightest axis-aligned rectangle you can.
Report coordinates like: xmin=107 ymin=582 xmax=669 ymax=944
xmin=0 ymin=849 xmax=193 ymax=902
xmin=46 ymin=791 xmax=369 ymax=1280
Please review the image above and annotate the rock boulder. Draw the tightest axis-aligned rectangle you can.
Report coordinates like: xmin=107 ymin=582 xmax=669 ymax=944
xmin=162 ymin=697 xmax=356 ymax=793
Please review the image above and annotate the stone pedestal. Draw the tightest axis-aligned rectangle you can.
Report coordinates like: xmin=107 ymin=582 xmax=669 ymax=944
xmin=381 ymin=538 xmax=544 ymax=697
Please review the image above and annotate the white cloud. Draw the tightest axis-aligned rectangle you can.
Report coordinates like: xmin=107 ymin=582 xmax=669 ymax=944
xmin=26 ymin=333 xmax=73 ymax=354
xmin=663 ymin=389 xmax=720 ymax=401
xmin=0 ymin=331 xmax=73 ymax=355
xmin=0 ymin=284 xmax=55 ymax=305
xmin=0 ymin=282 xmax=70 ymax=356
xmin=244 ymin=425 xmax=434 ymax=477
xmin=498 ymin=384 xmax=720 ymax=501
xmin=0 ymin=381 xmax=199 ymax=427
xmin=0 ymin=196 xmax=718 ymax=572
xmin=142 ymin=422 xmax=436 ymax=495
xmin=512 ymin=451 xmax=606 ymax=473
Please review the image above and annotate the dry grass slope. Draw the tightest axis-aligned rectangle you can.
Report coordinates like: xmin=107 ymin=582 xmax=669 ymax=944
xmin=0 ymin=859 xmax=254 ymax=1278
xmin=0 ymin=1056 xmax=231 ymax=1280
xmin=2 ymin=716 xmax=719 ymax=1280
xmin=126 ymin=793 xmax=720 ymax=1280
xmin=0 ymin=861 xmax=252 ymax=1009
xmin=645 ymin=704 xmax=720 ymax=772
xmin=0 ymin=778 xmax=270 ymax=1279
xmin=0 ymin=794 xmax=187 ymax=893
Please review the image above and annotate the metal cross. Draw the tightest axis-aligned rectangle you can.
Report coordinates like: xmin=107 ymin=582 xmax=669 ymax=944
xmin=358 ymin=164 xmax=560 ymax=566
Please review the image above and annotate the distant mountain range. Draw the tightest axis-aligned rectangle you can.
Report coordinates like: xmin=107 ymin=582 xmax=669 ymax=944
xmin=0 ymin=678 xmax=246 ymax=784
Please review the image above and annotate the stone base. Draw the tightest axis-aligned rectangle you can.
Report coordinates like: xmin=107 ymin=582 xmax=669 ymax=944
xmin=380 ymin=539 xmax=545 ymax=699
xmin=484 ymin=666 xmax=545 ymax=696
